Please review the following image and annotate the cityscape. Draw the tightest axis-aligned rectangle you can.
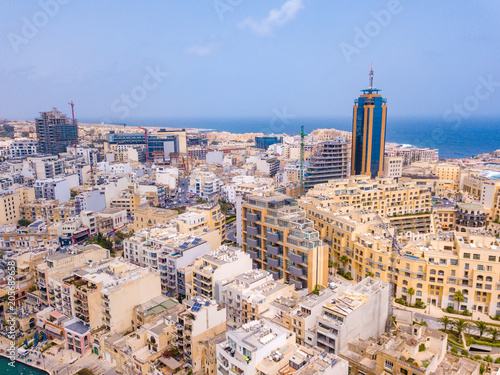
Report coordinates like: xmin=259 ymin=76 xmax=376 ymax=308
xmin=1 ymin=1 xmax=500 ymax=375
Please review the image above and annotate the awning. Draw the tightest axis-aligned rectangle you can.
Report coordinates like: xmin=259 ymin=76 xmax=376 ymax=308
xmin=50 ymin=311 xmax=63 ymax=320
xmin=45 ymin=324 xmax=63 ymax=336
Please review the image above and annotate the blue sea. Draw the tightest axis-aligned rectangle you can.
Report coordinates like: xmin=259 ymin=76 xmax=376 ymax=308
xmin=87 ymin=116 xmax=500 ymax=159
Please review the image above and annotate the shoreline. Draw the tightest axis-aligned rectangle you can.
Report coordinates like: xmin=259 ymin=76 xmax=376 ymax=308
xmin=0 ymin=352 xmax=51 ymax=374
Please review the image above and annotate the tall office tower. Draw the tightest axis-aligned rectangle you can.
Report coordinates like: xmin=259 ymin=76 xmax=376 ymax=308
xmin=36 ymin=108 xmax=78 ymax=155
xmin=351 ymin=65 xmax=387 ymax=178
xmin=304 ymin=137 xmax=350 ymax=191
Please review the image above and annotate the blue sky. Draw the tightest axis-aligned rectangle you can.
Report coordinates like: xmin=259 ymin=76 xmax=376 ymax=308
xmin=1 ymin=0 xmax=499 ymax=123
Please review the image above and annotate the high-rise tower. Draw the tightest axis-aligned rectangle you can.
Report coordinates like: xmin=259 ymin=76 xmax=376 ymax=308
xmin=351 ymin=64 xmax=387 ymax=178
xmin=36 ymin=108 xmax=78 ymax=155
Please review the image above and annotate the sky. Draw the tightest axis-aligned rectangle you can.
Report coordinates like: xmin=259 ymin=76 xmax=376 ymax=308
xmin=1 ymin=0 xmax=499 ymax=124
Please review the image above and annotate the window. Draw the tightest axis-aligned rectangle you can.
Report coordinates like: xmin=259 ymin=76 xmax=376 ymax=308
xmin=403 ymin=280 xmax=408 ymax=285
xmin=465 ymin=263 xmax=469 ymax=270
xmin=416 ymin=291 xmax=422 ymax=296
xmin=451 ymin=259 xmax=458 ymax=265
xmin=384 ymin=360 xmax=394 ymax=371
xmin=449 ymin=288 xmax=456 ymax=293
xmin=417 ymin=283 xmax=423 ymax=288
xmin=478 ymin=265 xmax=484 ymax=271
xmin=489 ymin=256 xmax=496 ymax=262
xmin=430 ymin=269 xmax=436 ymax=275
xmin=402 ymin=287 xmax=407 ymax=293
xmin=473 ymin=254 xmax=480 ymax=260
xmin=438 ymin=270 xmax=444 ymax=276
xmin=464 ymin=253 xmax=470 ymax=259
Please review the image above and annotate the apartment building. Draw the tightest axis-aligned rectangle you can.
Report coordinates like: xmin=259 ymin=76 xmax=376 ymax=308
xmin=74 ymin=189 xmax=106 ymax=215
xmin=172 ymin=297 xmax=227 ymax=373
xmin=241 ymin=193 xmax=329 ymax=293
xmin=190 ymin=170 xmax=222 ymax=200
xmin=383 ymin=156 xmax=403 ymax=179
xmin=123 ymin=225 xmax=220 ymax=296
xmin=216 ymin=319 xmax=295 ymax=375
xmin=0 ymin=185 xmax=35 ymax=225
xmin=340 ymin=325 xmax=478 ymax=375
xmin=188 ymin=202 xmax=226 ymax=240
xmin=303 ymin=175 xmax=432 ymax=233
xmin=314 ymin=278 xmax=390 ymax=355
xmin=304 ymin=137 xmax=350 ymax=191
xmin=9 ymin=138 xmax=38 ymax=158
xmin=223 ymin=269 xmax=294 ymax=328
xmin=25 ymin=155 xmax=64 ymax=179
xmin=34 ymin=177 xmax=74 ymax=203
xmin=35 ymin=244 xmax=109 ymax=305
xmin=189 ymin=246 xmax=252 ymax=301
xmin=133 ymin=206 xmax=178 ymax=230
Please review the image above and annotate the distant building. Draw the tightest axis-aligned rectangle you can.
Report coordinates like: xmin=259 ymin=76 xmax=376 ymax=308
xmin=351 ymin=66 xmax=387 ymax=178
xmin=304 ymin=137 xmax=350 ymax=191
xmin=9 ymin=138 xmax=38 ymax=159
xmin=106 ymin=129 xmax=187 ymax=160
xmin=255 ymin=136 xmax=283 ymax=150
xmin=36 ymin=108 xmax=78 ymax=156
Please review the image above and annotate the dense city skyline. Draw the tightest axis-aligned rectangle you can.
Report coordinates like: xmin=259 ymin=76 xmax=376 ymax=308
xmin=1 ymin=1 xmax=500 ymax=121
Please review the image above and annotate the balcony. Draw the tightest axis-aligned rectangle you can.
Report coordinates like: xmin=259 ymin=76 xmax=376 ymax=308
xmin=269 ymin=270 xmax=280 ymax=280
xmin=290 ymin=279 xmax=303 ymax=290
xmin=267 ymin=232 xmax=280 ymax=243
xmin=289 ymin=266 xmax=304 ymax=278
xmin=247 ymin=238 xmax=259 ymax=248
xmin=289 ymin=253 xmax=303 ymax=264
xmin=247 ymin=249 xmax=259 ymax=260
xmin=266 ymin=258 xmax=280 ymax=268
xmin=246 ymin=213 xmax=259 ymax=223
xmin=246 ymin=226 xmax=260 ymax=236
xmin=267 ymin=245 xmax=280 ymax=256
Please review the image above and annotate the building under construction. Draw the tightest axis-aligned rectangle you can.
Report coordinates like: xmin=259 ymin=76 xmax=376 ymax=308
xmin=35 ymin=108 xmax=78 ymax=156
xmin=303 ymin=137 xmax=350 ymax=192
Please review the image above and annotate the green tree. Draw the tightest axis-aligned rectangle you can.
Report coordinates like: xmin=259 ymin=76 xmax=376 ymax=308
xmin=17 ymin=218 xmax=33 ymax=227
xmin=453 ymin=318 xmax=469 ymax=338
xmin=407 ymin=288 xmax=415 ymax=306
xmin=339 ymin=256 xmax=349 ymax=272
xmin=438 ymin=316 xmax=452 ymax=332
xmin=453 ymin=290 xmax=465 ymax=311
xmin=488 ymin=327 xmax=500 ymax=343
xmin=475 ymin=321 xmax=488 ymax=338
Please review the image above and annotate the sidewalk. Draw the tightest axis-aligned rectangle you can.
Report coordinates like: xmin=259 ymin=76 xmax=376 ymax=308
xmin=395 ymin=302 xmax=500 ymax=325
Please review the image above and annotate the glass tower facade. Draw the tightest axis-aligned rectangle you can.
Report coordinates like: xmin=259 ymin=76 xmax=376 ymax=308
xmin=351 ymin=68 xmax=387 ymax=178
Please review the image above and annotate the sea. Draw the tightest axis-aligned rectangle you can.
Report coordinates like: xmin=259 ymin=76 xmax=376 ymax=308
xmin=86 ymin=116 xmax=500 ymax=159
xmin=0 ymin=356 xmax=48 ymax=375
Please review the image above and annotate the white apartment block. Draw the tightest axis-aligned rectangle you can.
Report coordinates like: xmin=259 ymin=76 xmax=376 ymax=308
xmin=9 ymin=138 xmax=38 ymax=158
xmin=217 ymin=319 xmax=295 ymax=375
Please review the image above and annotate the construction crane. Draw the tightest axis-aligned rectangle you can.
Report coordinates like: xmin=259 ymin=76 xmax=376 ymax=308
xmin=138 ymin=127 xmax=149 ymax=163
xmin=374 ymin=213 xmax=402 ymax=331
xmin=299 ymin=125 xmax=307 ymax=196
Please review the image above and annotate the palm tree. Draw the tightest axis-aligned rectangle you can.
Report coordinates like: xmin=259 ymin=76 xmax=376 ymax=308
xmin=328 ymin=259 xmax=334 ymax=275
xmin=339 ymin=256 xmax=349 ymax=272
xmin=438 ymin=316 xmax=452 ymax=332
xmin=453 ymin=318 xmax=469 ymax=338
xmin=332 ymin=262 xmax=338 ymax=276
xmin=475 ymin=321 xmax=488 ymax=338
xmin=407 ymin=288 xmax=415 ymax=307
xmin=488 ymin=328 xmax=500 ymax=343
xmin=453 ymin=291 xmax=465 ymax=312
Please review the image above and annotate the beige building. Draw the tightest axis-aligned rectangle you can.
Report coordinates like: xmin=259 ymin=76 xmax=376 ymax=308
xmin=188 ymin=202 xmax=226 ymax=240
xmin=341 ymin=325 xmax=479 ymax=375
xmin=0 ymin=186 xmax=35 ymax=225
xmin=133 ymin=206 xmax=178 ymax=230
xmin=241 ymin=193 xmax=329 ymax=293
xmin=383 ymin=156 xmax=403 ymax=179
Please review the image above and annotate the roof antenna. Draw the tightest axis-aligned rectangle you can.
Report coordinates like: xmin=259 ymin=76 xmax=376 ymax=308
xmin=369 ymin=62 xmax=374 ymax=90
